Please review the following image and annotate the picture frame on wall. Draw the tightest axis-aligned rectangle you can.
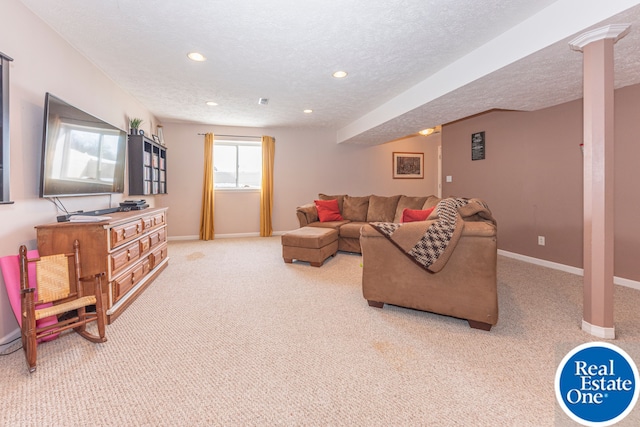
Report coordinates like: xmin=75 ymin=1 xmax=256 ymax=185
xmin=392 ymin=152 xmax=424 ymax=179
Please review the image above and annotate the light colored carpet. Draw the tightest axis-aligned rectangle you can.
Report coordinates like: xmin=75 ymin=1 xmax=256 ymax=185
xmin=1 ymin=237 xmax=639 ymax=426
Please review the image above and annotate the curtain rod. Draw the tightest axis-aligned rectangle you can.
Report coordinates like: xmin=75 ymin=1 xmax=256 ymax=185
xmin=197 ymin=133 xmax=262 ymax=139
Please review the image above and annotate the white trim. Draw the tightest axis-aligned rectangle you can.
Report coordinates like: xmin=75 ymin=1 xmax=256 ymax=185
xmin=497 ymin=249 xmax=640 ymax=290
xmin=169 ymin=231 xmax=286 ymax=241
xmin=569 ymin=24 xmax=631 ymax=51
xmin=214 ymin=188 xmax=260 ymax=193
xmin=615 ymin=276 xmax=640 ymax=291
xmin=497 ymin=249 xmax=583 ymax=275
xmin=582 ymin=319 xmax=616 ymax=339
xmin=0 ymin=328 xmax=21 ymax=350
xmin=168 ymin=235 xmax=199 ymax=241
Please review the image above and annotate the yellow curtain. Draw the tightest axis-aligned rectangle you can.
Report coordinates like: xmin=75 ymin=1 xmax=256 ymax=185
xmin=260 ymin=136 xmax=275 ymax=237
xmin=199 ymin=133 xmax=215 ymax=240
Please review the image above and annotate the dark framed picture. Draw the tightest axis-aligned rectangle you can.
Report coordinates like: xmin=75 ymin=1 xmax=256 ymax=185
xmin=392 ymin=152 xmax=424 ymax=179
xmin=472 ymin=131 xmax=485 ymax=160
xmin=152 ymin=134 xmax=160 ymax=143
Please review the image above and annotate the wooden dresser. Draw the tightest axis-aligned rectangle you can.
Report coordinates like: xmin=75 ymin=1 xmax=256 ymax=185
xmin=35 ymin=207 xmax=169 ymax=324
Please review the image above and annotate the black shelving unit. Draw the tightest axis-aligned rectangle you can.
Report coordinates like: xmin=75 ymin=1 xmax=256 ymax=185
xmin=128 ymin=134 xmax=167 ymax=196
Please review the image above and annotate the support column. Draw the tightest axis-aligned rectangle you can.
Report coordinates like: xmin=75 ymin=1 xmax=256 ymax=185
xmin=569 ymin=25 xmax=629 ymax=339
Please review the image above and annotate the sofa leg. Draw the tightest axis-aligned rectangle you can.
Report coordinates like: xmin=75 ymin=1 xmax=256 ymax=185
xmin=283 ymin=258 xmax=293 ymax=264
xmin=468 ymin=320 xmax=492 ymax=331
xmin=367 ymin=300 xmax=384 ymax=308
xmin=310 ymin=261 xmax=323 ymax=267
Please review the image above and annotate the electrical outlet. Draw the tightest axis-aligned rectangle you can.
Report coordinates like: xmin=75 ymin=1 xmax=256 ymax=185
xmin=538 ymin=236 xmax=545 ymax=246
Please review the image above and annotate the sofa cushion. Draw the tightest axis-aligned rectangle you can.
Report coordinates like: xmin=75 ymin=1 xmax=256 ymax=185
xmin=338 ymin=221 xmax=368 ymax=239
xmin=308 ymin=220 xmax=350 ymax=230
xmin=423 ymin=195 xmax=441 ymax=209
xmin=366 ymin=195 xmax=401 ymax=222
xmin=402 ymin=207 xmax=435 ymax=223
xmin=393 ymin=195 xmax=429 ymax=223
xmin=314 ymin=199 xmax=343 ymax=222
xmin=342 ymin=195 xmax=370 ymax=222
xmin=318 ymin=193 xmax=346 ymax=214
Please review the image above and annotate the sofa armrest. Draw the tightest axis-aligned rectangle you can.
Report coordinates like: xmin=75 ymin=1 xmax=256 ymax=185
xmin=296 ymin=203 xmax=318 ymax=227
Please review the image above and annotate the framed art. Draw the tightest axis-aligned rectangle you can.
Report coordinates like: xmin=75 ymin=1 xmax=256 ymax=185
xmin=471 ymin=131 xmax=485 ymax=160
xmin=392 ymin=152 xmax=424 ymax=179
xmin=152 ymin=134 xmax=161 ymax=143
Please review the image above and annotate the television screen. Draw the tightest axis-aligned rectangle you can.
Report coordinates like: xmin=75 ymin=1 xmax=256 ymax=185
xmin=39 ymin=93 xmax=126 ymax=198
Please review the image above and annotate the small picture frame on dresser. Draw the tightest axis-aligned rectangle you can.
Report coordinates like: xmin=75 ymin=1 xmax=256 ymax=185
xmin=152 ymin=134 xmax=160 ymax=143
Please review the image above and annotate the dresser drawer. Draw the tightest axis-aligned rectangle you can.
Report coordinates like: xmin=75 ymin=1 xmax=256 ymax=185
xmin=151 ymin=211 xmax=166 ymax=228
xmin=142 ymin=211 xmax=166 ymax=232
xmin=113 ymin=257 xmax=150 ymax=302
xmin=149 ymin=227 xmax=167 ymax=248
xmin=111 ymin=219 xmax=144 ymax=249
xmin=150 ymin=242 xmax=168 ymax=269
xmin=109 ymin=240 xmax=141 ymax=278
xmin=138 ymin=235 xmax=151 ymax=256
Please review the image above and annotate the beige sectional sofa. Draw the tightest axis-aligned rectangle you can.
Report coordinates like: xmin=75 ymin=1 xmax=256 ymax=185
xmin=295 ymin=193 xmax=441 ymax=253
xmin=294 ymin=193 xmax=499 ymax=330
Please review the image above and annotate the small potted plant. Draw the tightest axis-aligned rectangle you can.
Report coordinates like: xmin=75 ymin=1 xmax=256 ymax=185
xmin=129 ymin=118 xmax=143 ymax=135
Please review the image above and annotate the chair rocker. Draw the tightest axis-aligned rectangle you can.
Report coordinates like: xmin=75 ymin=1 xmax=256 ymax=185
xmin=19 ymin=239 xmax=106 ymax=373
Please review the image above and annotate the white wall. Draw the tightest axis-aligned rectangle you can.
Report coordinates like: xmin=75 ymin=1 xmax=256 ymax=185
xmin=0 ymin=0 xmax=156 ymax=345
xmin=162 ymin=123 xmax=440 ymax=238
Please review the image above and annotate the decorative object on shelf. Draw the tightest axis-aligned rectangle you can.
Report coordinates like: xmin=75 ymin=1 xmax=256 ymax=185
xmin=392 ymin=152 xmax=424 ymax=179
xmin=129 ymin=117 xmax=143 ymax=135
xmin=157 ymin=125 xmax=164 ymax=145
xmin=152 ymin=134 xmax=160 ymax=143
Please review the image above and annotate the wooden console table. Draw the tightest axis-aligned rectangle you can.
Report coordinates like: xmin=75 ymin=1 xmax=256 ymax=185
xmin=35 ymin=207 xmax=169 ymax=324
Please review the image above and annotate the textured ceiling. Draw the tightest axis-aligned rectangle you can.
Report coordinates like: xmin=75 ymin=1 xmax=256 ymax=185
xmin=19 ymin=0 xmax=640 ymax=145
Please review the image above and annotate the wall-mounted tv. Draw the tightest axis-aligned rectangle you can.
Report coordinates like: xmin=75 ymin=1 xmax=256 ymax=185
xmin=39 ymin=93 xmax=126 ymax=198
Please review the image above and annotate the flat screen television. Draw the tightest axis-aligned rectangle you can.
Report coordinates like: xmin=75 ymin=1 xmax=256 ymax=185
xmin=39 ymin=93 xmax=126 ymax=198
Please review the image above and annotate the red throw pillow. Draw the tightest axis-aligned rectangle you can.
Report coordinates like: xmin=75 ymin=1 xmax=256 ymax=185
xmin=314 ymin=199 xmax=343 ymax=222
xmin=402 ymin=207 xmax=435 ymax=223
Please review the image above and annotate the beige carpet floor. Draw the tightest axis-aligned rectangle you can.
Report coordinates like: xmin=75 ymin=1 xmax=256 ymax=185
xmin=1 ymin=237 xmax=639 ymax=426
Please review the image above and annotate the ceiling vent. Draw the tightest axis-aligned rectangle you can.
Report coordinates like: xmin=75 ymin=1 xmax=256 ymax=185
xmin=258 ymin=98 xmax=269 ymax=105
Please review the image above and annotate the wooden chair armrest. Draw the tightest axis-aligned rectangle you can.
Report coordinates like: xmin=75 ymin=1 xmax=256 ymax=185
xmin=78 ymin=272 xmax=106 ymax=282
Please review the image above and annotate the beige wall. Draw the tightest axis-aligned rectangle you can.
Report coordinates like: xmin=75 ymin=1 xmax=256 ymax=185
xmin=161 ymin=123 xmax=441 ymax=238
xmin=442 ymin=83 xmax=640 ymax=281
xmin=0 ymin=0 xmax=156 ymax=343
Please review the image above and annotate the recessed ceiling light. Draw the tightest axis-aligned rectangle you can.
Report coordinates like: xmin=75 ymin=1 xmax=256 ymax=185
xmin=206 ymin=101 xmax=218 ymax=106
xmin=187 ymin=52 xmax=206 ymax=62
xmin=332 ymin=70 xmax=348 ymax=79
xmin=303 ymin=109 xmax=313 ymax=114
xmin=419 ymin=128 xmax=435 ymax=136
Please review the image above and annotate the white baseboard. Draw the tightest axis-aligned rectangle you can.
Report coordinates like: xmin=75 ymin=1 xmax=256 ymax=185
xmin=582 ymin=319 xmax=616 ymax=339
xmin=0 ymin=328 xmax=21 ymax=349
xmin=169 ymin=231 xmax=286 ymax=241
xmin=498 ymin=249 xmax=640 ymax=291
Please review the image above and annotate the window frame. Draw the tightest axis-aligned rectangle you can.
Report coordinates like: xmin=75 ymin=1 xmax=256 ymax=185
xmin=213 ymin=139 xmax=262 ymax=192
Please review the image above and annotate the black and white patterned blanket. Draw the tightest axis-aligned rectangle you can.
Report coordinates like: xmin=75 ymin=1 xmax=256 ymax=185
xmin=371 ymin=198 xmax=494 ymax=273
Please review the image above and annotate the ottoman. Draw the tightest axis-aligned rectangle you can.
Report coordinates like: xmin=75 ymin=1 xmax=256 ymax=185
xmin=281 ymin=227 xmax=339 ymax=267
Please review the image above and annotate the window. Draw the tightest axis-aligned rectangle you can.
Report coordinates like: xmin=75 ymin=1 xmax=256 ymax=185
xmin=214 ymin=140 xmax=261 ymax=189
